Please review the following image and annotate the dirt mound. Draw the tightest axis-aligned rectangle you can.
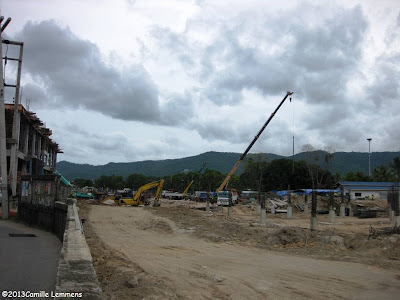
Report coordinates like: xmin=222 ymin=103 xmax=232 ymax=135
xmin=149 ymin=217 xmax=175 ymax=234
xmin=266 ymin=227 xmax=314 ymax=246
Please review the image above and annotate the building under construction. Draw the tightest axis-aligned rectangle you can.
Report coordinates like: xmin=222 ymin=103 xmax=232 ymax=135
xmin=4 ymin=103 xmax=63 ymax=199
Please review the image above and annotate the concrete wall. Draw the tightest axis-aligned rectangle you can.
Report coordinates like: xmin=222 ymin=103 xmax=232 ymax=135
xmin=18 ymin=174 xmax=71 ymax=240
xmin=17 ymin=176 xmax=102 ymax=298
xmin=55 ymin=199 xmax=103 ymax=299
xmin=346 ymin=189 xmax=387 ymax=200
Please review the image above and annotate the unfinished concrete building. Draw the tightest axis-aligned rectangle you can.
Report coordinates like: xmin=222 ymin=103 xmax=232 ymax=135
xmin=4 ymin=103 xmax=62 ymax=199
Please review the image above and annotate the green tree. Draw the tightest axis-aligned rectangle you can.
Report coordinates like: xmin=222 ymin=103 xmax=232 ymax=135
xmin=333 ymin=172 xmax=342 ymax=183
xmin=344 ymin=171 xmax=370 ymax=182
xmin=390 ymin=156 xmax=400 ymax=182
xmin=262 ymin=159 xmax=312 ymax=190
xmin=372 ymin=165 xmax=395 ymax=182
xmin=240 ymin=154 xmax=268 ymax=191
xmin=301 ymin=144 xmax=334 ymax=189
xmin=125 ymin=173 xmax=150 ymax=190
xmin=73 ymin=178 xmax=94 ymax=188
xmin=95 ymin=175 xmax=124 ymax=191
xmin=201 ymin=169 xmax=225 ymax=191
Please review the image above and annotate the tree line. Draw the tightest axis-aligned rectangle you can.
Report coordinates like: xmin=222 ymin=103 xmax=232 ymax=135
xmin=72 ymin=154 xmax=400 ymax=194
xmin=342 ymin=156 xmax=400 ymax=182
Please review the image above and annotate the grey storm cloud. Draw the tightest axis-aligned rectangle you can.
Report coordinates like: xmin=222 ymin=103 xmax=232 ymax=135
xmin=153 ymin=4 xmax=367 ymax=107
xmin=13 ymin=20 xmax=193 ymax=125
xmin=160 ymin=91 xmax=194 ymax=126
xmin=149 ymin=3 xmax=369 ymax=144
xmin=367 ymin=52 xmax=400 ymax=107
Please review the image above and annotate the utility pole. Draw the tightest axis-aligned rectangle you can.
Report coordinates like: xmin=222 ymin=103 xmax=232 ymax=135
xmin=367 ymin=138 xmax=372 ymax=177
xmin=9 ymin=40 xmax=24 ymax=197
xmin=0 ymin=16 xmax=12 ymax=219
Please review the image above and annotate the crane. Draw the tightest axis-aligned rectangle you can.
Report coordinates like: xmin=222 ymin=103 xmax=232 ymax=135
xmin=216 ymin=91 xmax=293 ymax=193
xmin=182 ymin=161 xmax=208 ymax=197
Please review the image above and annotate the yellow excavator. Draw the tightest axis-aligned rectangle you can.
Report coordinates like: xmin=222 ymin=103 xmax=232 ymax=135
xmin=103 ymin=179 xmax=164 ymax=206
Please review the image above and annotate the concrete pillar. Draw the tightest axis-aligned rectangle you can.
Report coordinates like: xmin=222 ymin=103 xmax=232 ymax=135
xmin=287 ymin=205 xmax=292 ymax=218
xmin=396 ymin=216 xmax=400 ymax=227
xmin=260 ymin=208 xmax=266 ymax=224
xmin=9 ymin=107 xmax=21 ymax=196
xmin=310 ymin=216 xmax=318 ymax=231
xmin=53 ymin=151 xmax=57 ymax=170
xmin=9 ymin=41 xmax=23 ymax=197
xmin=271 ymin=205 xmax=275 ymax=214
xmin=389 ymin=209 xmax=394 ymax=222
xmin=256 ymin=203 xmax=261 ymax=213
xmin=228 ymin=206 xmax=233 ymax=218
xmin=391 ymin=215 xmax=400 ymax=227
xmin=23 ymin=123 xmax=29 ymax=155
xmin=48 ymin=146 xmax=51 ymax=167
xmin=0 ymin=24 xmax=9 ymax=219
xmin=340 ymin=203 xmax=346 ymax=217
xmin=206 ymin=200 xmax=210 ymax=212
xmin=37 ymin=136 xmax=42 ymax=160
xmin=304 ymin=202 xmax=309 ymax=215
xmin=311 ymin=191 xmax=318 ymax=230
xmin=329 ymin=209 xmax=335 ymax=223
xmin=304 ymin=194 xmax=309 ymax=214
xmin=31 ymin=132 xmax=36 ymax=157
xmin=347 ymin=203 xmax=352 ymax=217
xmin=287 ymin=187 xmax=292 ymax=218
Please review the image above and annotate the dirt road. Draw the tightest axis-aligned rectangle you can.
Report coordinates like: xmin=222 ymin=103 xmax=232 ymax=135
xmin=87 ymin=205 xmax=400 ymax=299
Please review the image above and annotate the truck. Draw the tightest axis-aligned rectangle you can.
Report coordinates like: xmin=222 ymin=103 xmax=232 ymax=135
xmin=217 ymin=189 xmax=238 ymax=206
xmin=162 ymin=189 xmax=184 ymax=200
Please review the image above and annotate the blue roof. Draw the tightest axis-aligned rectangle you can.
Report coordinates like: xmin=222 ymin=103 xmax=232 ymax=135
xmin=338 ymin=181 xmax=399 ymax=190
xmin=276 ymin=189 xmax=339 ymax=196
xmin=54 ymin=171 xmax=72 ymax=187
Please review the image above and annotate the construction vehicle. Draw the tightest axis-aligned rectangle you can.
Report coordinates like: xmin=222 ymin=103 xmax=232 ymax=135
xmin=216 ymin=91 xmax=293 ymax=205
xmin=103 ymin=179 xmax=164 ymax=206
xmin=182 ymin=161 xmax=208 ymax=198
xmin=162 ymin=189 xmax=184 ymax=200
xmin=216 ymin=189 xmax=238 ymax=206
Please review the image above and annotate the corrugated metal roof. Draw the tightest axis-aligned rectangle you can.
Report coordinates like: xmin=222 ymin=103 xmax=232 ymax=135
xmin=338 ymin=181 xmax=399 ymax=190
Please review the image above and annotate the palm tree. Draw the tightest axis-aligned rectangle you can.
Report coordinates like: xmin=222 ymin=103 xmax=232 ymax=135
xmin=372 ymin=165 xmax=395 ymax=182
xmin=389 ymin=157 xmax=400 ymax=182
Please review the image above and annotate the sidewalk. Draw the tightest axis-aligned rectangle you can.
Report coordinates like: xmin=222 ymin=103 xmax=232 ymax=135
xmin=0 ymin=220 xmax=62 ymax=294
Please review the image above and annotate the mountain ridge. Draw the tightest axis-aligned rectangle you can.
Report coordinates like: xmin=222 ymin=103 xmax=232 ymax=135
xmin=57 ymin=151 xmax=400 ymax=181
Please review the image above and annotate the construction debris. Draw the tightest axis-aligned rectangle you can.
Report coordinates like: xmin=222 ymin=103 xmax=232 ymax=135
xmin=368 ymin=225 xmax=400 ymax=239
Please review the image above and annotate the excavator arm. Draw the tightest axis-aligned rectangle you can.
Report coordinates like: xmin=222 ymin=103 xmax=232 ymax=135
xmin=153 ymin=179 xmax=164 ymax=206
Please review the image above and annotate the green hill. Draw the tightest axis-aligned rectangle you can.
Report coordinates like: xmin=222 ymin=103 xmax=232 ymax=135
xmin=57 ymin=151 xmax=400 ymax=181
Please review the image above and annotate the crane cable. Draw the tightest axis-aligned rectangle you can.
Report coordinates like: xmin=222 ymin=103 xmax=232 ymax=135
xmin=292 ymin=93 xmax=295 ymax=174
xmin=2 ymin=42 xmax=8 ymax=84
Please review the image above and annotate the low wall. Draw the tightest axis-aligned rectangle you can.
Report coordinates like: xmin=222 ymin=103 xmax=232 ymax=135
xmin=55 ymin=199 xmax=103 ymax=299
xmin=18 ymin=174 xmax=71 ymax=240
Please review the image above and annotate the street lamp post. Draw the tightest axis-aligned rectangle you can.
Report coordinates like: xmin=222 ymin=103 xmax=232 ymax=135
xmin=367 ymin=138 xmax=372 ymax=177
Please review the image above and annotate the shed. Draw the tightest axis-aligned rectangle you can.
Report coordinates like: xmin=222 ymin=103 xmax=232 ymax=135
xmin=337 ymin=181 xmax=399 ymax=200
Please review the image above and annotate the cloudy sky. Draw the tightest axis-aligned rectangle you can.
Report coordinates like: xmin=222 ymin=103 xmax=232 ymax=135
xmin=1 ymin=0 xmax=399 ymax=165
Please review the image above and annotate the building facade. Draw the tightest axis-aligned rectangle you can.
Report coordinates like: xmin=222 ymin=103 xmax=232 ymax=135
xmin=338 ymin=181 xmax=399 ymax=200
xmin=4 ymin=103 xmax=62 ymax=198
